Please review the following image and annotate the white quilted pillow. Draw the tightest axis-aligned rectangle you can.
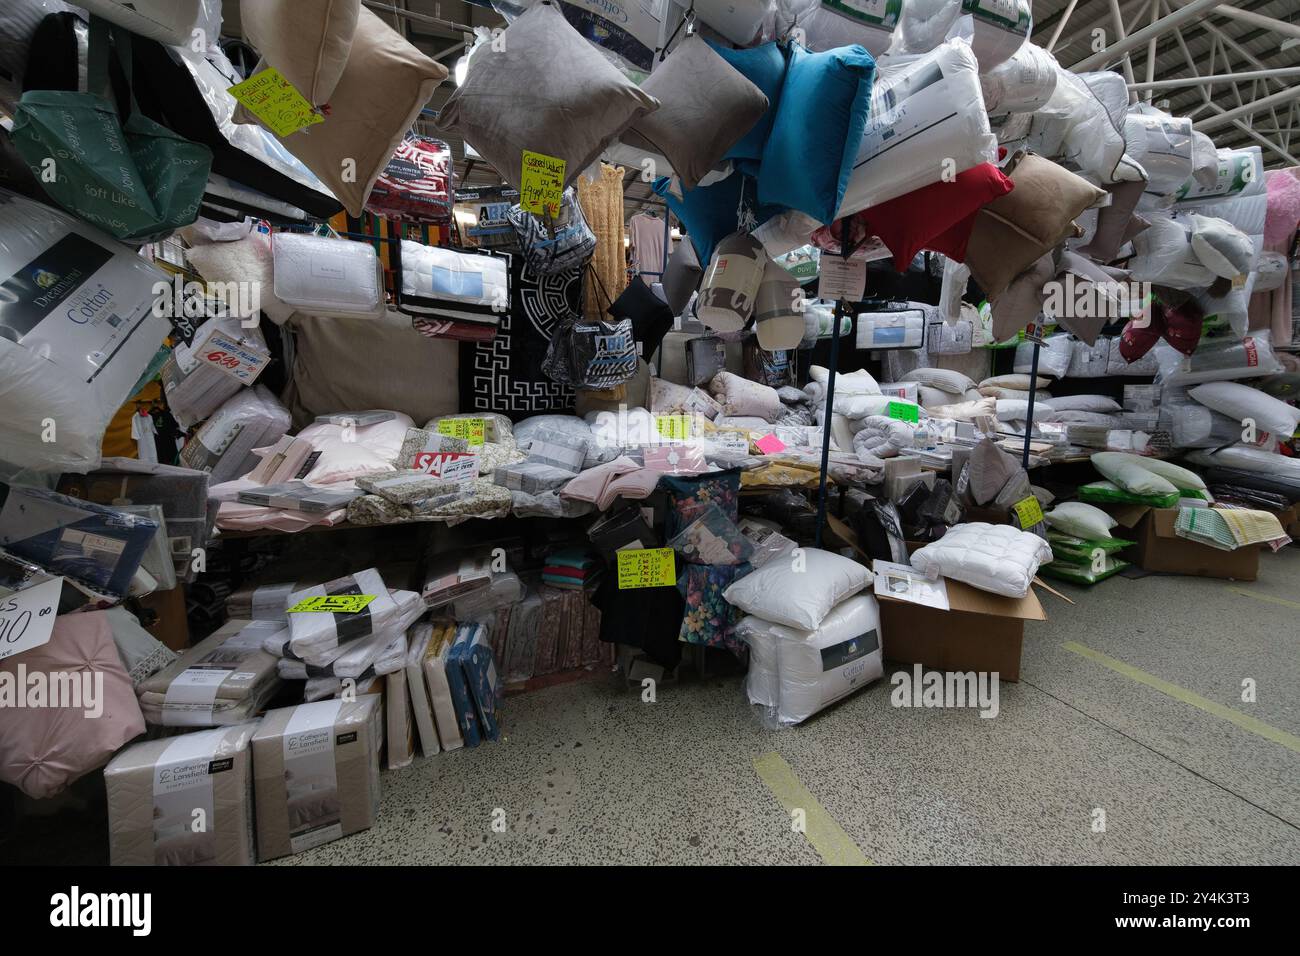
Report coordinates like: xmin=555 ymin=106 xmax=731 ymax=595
xmin=910 ymin=523 xmax=1053 ymax=598
xmin=723 ymin=548 xmax=870 ymax=630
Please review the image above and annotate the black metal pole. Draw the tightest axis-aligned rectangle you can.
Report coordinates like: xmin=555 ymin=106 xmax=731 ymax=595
xmin=814 ymin=228 xmax=854 ymax=549
xmin=1022 ymin=338 xmax=1041 ymax=469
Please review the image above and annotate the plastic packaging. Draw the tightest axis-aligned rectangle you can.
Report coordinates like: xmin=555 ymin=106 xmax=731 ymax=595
xmin=1157 ymin=333 xmax=1284 ymax=386
xmin=668 ymin=503 xmax=755 ymax=566
xmin=1040 ymin=555 xmax=1129 ymax=586
xmin=1078 ymin=480 xmax=1179 ymax=509
xmin=1124 ymin=103 xmax=1193 ymax=199
xmin=979 ymin=41 xmax=1058 ymax=115
xmin=774 ymin=0 xmax=899 ymax=56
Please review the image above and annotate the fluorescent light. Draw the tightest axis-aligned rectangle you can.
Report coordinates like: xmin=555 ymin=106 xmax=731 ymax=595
xmin=454 ymin=55 xmax=468 ymax=86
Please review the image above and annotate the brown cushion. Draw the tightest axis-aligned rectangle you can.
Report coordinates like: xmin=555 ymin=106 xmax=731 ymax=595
xmin=1078 ymin=178 xmax=1145 ymax=263
xmin=966 ymin=152 xmax=1105 ymax=299
xmin=239 ymin=0 xmax=360 ymax=106
xmin=250 ymin=7 xmax=448 ymax=217
xmin=622 ymin=35 xmax=767 ymax=190
xmin=434 ymin=2 xmax=658 ymax=194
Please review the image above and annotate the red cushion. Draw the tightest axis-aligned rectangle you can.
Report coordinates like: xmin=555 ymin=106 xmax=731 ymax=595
xmin=1160 ymin=299 xmax=1204 ymax=356
xmin=856 ymin=163 xmax=1015 ymax=271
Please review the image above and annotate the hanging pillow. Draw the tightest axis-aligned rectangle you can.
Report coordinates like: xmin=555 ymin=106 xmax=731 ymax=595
xmin=697 ymin=232 xmax=768 ymax=332
xmin=838 ymin=38 xmax=994 ymax=219
xmin=622 ymin=34 xmax=767 ymax=191
xmin=753 ymin=258 xmax=805 ymax=350
xmin=705 ymin=39 xmax=787 ymax=162
xmin=238 ymin=0 xmax=360 ymax=107
xmin=757 ymin=41 xmax=876 ymax=225
xmin=960 ymin=0 xmax=1032 ymax=71
xmin=435 ymin=2 xmax=657 ymax=195
xmin=247 ymin=7 xmax=447 ymax=217
xmin=965 ymin=151 xmax=1105 ymax=299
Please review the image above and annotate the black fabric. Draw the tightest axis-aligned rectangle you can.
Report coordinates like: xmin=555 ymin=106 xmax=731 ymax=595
xmin=608 ymin=277 xmax=674 ymax=364
xmin=126 ymin=32 xmax=342 ymax=220
xmin=592 ymin=574 xmax=683 ymax=671
xmin=23 ymin=13 xmax=130 ymax=113
xmin=458 ymin=252 xmax=579 ymax=421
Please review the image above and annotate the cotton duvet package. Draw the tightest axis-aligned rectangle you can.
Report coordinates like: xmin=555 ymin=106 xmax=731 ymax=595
xmin=136 ymin=619 xmax=285 ymax=727
xmin=0 ymin=188 xmax=171 ymax=472
xmin=251 ymin=697 xmax=384 ymax=861
xmin=285 ymin=569 xmax=400 ymax=665
xmin=838 ymin=40 xmax=996 ymax=218
xmin=750 ymin=594 xmax=884 ymax=726
xmin=104 ymin=723 xmax=257 ymax=866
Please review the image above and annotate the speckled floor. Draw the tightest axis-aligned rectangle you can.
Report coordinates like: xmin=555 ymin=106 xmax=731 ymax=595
xmin=273 ymin=547 xmax=1300 ymax=866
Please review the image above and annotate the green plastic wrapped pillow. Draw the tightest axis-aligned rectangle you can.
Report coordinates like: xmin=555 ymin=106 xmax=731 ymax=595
xmin=1078 ymin=480 xmax=1180 ymax=510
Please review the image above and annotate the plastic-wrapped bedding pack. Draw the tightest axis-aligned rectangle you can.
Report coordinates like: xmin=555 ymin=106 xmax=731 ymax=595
xmin=105 ymin=721 xmax=256 ymax=867
xmin=1124 ymin=104 xmax=1193 ymax=201
xmin=957 ymin=0 xmax=1032 ymax=70
xmin=136 ymin=619 xmax=284 ymax=727
xmin=0 ymin=486 xmax=158 ymax=596
xmin=852 ymin=415 xmax=915 ymax=458
xmin=0 ymin=189 xmax=171 ymax=471
xmin=1157 ymin=333 xmax=1283 ymax=386
xmin=979 ymin=41 xmax=1057 ymax=115
xmin=1014 ymin=334 xmax=1073 ymax=379
xmin=759 ymin=594 xmax=884 ymax=726
xmin=1028 ymin=68 xmax=1143 ymax=185
xmin=1186 ymin=445 xmax=1300 ymax=481
xmin=0 ymin=610 xmax=145 ymax=800
xmin=399 ymin=242 xmax=510 ymax=337
xmin=839 ymin=39 xmax=996 ymax=218
xmin=179 ymin=384 xmax=292 ymax=484
xmin=1189 ymin=381 xmax=1300 ymax=441
xmin=272 ymin=234 xmax=385 ymax=320
xmin=161 ymin=317 xmax=267 ymax=429
xmin=856 ymin=305 xmax=927 ymax=349
xmin=773 ymin=0 xmax=899 ymax=56
xmin=285 ymin=569 xmax=400 ymax=665
xmin=1174 ymin=146 xmax=1265 ymax=207
xmin=1125 ymin=216 xmax=1215 ymax=289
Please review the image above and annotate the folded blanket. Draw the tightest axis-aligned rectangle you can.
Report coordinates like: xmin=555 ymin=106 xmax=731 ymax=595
xmin=285 ymin=570 xmax=399 ymax=665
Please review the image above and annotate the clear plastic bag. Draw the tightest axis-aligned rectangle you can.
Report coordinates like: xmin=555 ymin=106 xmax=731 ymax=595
xmin=668 ymin=503 xmax=755 ymax=566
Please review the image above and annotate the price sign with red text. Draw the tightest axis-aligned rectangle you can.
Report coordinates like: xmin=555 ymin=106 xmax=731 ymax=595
xmin=413 ymin=451 xmax=480 ymax=482
xmin=197 ymin=330 xmax=270 ymax=384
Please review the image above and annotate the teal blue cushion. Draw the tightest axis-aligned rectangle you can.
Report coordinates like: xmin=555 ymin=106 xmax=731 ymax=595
xmin=654 ymin=172 xmax=780 ymax=266
xmin=705 ymin=39 xmax=787 ymax=162
xmin=758 ymin=43 xmax=875 ymax=225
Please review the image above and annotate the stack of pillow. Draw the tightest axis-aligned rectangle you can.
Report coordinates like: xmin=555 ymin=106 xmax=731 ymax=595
xmin=1080 ymin=452 xmax=1211 ymax=508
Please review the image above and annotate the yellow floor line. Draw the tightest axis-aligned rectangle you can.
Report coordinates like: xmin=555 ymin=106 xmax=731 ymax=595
xmin=1062 ymin=641 xmax=1300 ymax=754
xmin=752 ymin=752 xmax=872 ymax=866
xmin=1229 ymin=587 xmax=1300 ymax=612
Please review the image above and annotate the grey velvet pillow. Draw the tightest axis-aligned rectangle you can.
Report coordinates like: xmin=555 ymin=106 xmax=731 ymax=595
xmin=621 ymin=35 xmax=768 ymax=190
xmin=434 ymin=2 xmax=659 ymax=192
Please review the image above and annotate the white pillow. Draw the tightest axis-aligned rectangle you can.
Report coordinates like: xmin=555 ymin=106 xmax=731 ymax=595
xmin=1049 ymin=395 xmax=1122 ymax=413
xmin=769 ymin=595 xmax=883 ymax=726
xmin=1189 ymin=214 xmax=1254 ymax=279
xmin=1044 ymin=502 xmax=1116 ymax=539
xmin=723 ymin=548 xmax=870 ymax=631
xmin=925 ymin=397 xmax=996 ymax=422
xmin=901 ymin=367 xmax=977 ymax=395
xmin=1106 ymin=452 xmax=1207 ymax=492
xmin=809 ymin=366 xmax=881 ymax=395
xmin=997 ymin=399 xmax=1057 ymax=422
xmin=1091 ymin=452 xmax=1178 ymax=495
xmin=981 ymin=374 xmax=1051 ymax=391
xmin=910 ymin=523 xmax=1053 ymax=598
xmin=1185 ymin=445 xmax=1300 ymax=479
xmin=737 ymin=616 xmax=780 ymax=709
xmin=1054 ymin=410 xmax=1125 ymax=426
xmin=1189 ymin=382 xmax=1300 ymax=442
xmin=298 ymin=414 xmax=415 ymax=483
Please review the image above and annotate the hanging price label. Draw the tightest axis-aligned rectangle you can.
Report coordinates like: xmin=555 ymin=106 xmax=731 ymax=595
xmin=198 ymin=330 xmax=270 ymax=384
xmin=1012 ymin=495 xmax=1044 ymax=528
xmin=520 ymin=150 xmax=566 ymax=217
xmin=0 ymin=577 xmax=62 ymax=662
xmin=436 ymin=418 xmax=486 ymax=446
xmin=287 ymin=594 xmax=378 ymax=614
xmin=886 ymin=401 xmax=919 ymax=423
xmin=818 ymin=257 xmax=866 ymax=302
xmin=227 ymin=67 xmax=323 ymax=137
xmin=616 ymin=548 xmax=676 ymax=589
xmin=655 ymin=414 xmax=693 ymax=440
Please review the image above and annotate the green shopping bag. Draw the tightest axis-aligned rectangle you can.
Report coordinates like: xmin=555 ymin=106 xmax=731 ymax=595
xmin=11 ymin=16 xmax=211 ymax=242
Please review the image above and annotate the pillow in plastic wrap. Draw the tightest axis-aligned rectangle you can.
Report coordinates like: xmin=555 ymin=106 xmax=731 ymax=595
xmin=996 ymin=399 xmax=1057 ymax=422
xmin=272 ymin=234 xmax=384 ymax=319
xmin=709 ymin=370 xmax=783 ymax=421
xmin=179 ymin=385 xmax=292 ymax=484
xmin=1124 ymin=104 xmax=1193 ymax=200
xmin=398 ymin=240 xmax=509 ymax=331
xmin=0 ymin=190 xmax=170 ymax=472
xmin=1189 ymin=381 xmax=1300 ymax=441
xmin=839 ymin=39 xmax=995 ymax=218
xmin=773 ymin=0 xmax=898 ymax=56
xmin=979 ymin=41 xmax=1057 ymax=115
xmin=296 ymin=413 xmax=415 ymax=483
xmin=768 ymin=593 xmax=883 ymax=726
xmin=1185 ymin=444 xmax=1300 ymax=480
xmin=1091 ymin=452 xmax=1178 ymax=495
xmin=1067 ymin=338 xmax=1113 ymax=378
xmin=1013 ymin=334 xmax=1072 ymax=379
xmin=910 ymin=522 xmax=1051 ymax=598
xmin=1028 ymin=69 xmax=1143 ymax=185
xmin=1156 ymin=334 xmax=1283 ymax=386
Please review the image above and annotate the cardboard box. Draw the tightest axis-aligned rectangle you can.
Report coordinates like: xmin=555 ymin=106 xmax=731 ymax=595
xmin=1106 ymin=505 xmax=1260 ymax=581
xmin=877 ymin=580 xmax=1046 ymax=682
xmin=134 ymin=585 xmax=190 ymax=651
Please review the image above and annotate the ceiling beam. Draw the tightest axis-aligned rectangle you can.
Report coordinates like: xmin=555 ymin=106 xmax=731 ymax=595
xmin=1070 ymin=0 xmax=1225 ymax=72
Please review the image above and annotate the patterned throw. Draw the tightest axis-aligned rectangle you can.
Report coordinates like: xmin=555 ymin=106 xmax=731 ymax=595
xmin=1174 ymin=507 xmax=1285 ymax=550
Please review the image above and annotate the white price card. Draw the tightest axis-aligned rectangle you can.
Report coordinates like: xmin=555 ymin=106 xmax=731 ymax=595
xmin=0 ymin=576 xmax=62 ymax=662
xmin=198 ymin=329 xmax=271 ymax=385
xmin=818 ymin=256 xmax=867 ymax=302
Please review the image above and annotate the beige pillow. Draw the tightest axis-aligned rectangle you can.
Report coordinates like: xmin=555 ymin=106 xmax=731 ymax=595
xmin=252 ymin=8 xmax=447 ymax=216
xmin=925 ymin=396 xmax=995 ymax=423
xmin=434 ymin=2 xmax=658 ymax=194
xmin=966 ymin=152 xmax=1105 ymax=298
xmin=240 ymin=0 xmax=360 ymax=106
xmin=283 ymin=310 xmax=460 ymax=429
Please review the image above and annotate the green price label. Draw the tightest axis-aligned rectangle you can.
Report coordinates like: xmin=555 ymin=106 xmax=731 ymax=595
xmin=886 ymin=401 xmax=919 ymax=423
xmin=287 ymin=594 xmax=377 ymax=614
xmin=227 ymin=67 xmax=323 ymax=138
xmin=437 ymin=418 xmax=486 ymax=446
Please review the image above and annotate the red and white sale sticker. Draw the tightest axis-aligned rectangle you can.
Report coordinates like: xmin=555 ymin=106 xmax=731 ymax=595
xmin=412 ymin=451 xmax=480 ymax=482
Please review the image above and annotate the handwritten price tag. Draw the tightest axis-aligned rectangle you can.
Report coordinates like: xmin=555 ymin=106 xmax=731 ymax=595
xmin=287 ymin=594 xmax=377 ymax=614
xmin=616 ymin=548 xmax=676 ymax=589
xmin=655 ymin=415 xmax=692 ymax=440
xmin=886 ymin=401 xmax=919 ymax=423
xmin=227 ymin=67 xmax=323 ymax=137
xmin=436 ymin=418 xmax=486 ymax=447
xmin=520 ymin=150 xmax=566 ymax=217
xmin=197 ymin=329 xmax=270 ymax=384
xmin=1013 ymin=495 xmax=1044 ymax=528
xmin=0 ymin=577 xmax=62 ymax=662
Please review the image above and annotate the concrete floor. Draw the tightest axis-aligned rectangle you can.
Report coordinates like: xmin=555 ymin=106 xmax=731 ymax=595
xmin=277 ymin=547 xmax=1300 ymax=866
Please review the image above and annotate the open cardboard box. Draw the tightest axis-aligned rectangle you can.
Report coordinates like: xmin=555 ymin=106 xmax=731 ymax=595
xmin=877 ymin=579 xmax=1046 ymax=682
xmin=1105 ymin=505 xmax=1259 ymax=581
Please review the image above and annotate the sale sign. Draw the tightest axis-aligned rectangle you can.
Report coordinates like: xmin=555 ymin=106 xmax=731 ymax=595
xmin=413 ymin=451 xmax=480 ymax=482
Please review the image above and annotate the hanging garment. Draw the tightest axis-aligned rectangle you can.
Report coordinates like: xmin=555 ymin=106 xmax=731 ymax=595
xmin=130 ymin=410 xmax=158 ymax=463
xmin=578 ymin=163 xmax=629 ymax=321
xmin=629 ymin=212 xmax=666 ymax=285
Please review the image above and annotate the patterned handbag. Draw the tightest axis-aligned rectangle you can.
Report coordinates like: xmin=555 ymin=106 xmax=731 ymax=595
xmin=506 ymin=187 xmax=597 ymax=276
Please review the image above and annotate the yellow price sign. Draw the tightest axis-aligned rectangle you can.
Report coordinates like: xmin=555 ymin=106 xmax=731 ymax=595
xmin=287 ymin=594 xmax=377 ymax=614
xmin=227 ymin=67 xmax=323 ymax=138
xmin=617 ymin=548 xmax=676 ymax=590
xmin=1012 ymin=496 xmax=1044 ymax=528
xmin=520 ymin=150 xmax=566 ymax=217
xmin=437 ymin=418 xmax=486 ymax=446
xmin=655 ymin=415 xmax=692 ymax=440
